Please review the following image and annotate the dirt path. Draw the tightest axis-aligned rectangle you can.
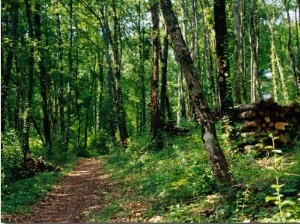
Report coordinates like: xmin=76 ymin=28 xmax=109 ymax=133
xmin=6 ymin=158 xmax=113 ymax=223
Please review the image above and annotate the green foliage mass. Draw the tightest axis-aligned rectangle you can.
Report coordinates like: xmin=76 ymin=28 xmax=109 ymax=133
xmin=94 ymin=128 xmax=300 ymax=223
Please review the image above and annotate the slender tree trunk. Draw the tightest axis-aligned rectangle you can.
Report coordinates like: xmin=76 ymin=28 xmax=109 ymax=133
xmin=150 ymin=0 xmax=163 ymax=150
xmin=64 ymin=0 xmax=73 ymax=152
xmin=55 ymin=0 xmax=65 ymax=146
xmin=191 ymin=0 xmax=200 ymax=74
xmin=160 ymin=28 xmax=169 ymax=123
xmin=199 ymin=0 xmax=217 ymax=108
xmin=23 ymin=0 xmax=34 ymax=160
xmin=101 ymin=6 xmax=116 ymax=143
xmin=297 ymin=0 xmax=300 ymax=96
xmin=137 ymin=2 xmax=146 ymax=131
xmin=233 ymin=0 xmax=242 ymax=104
xmin=263 ymin=0 xmax=289 ymax=103
xmin=112 ymin=0 xmax=128 ymax=148
xmin=2 ymin=0 xmax=19 ymax=134
xmin=160 ymin=0 xmax=232 ymax=183
xmin=34 ymin=1 xmax=52 ymax=154
xmin=249 ymin=0 xmax=259 ymax=102
xmin=241 ymin=0 xmax=247 ymax=102
xmin=177 ymin=69 xmax=186 ymax=126
xmin=284 ymin=0 xmax=300 ymax=97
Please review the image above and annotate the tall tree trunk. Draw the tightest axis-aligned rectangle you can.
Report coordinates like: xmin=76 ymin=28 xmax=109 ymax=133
xmin=191 ymin=0 xmax=200 ymax=74
xmin=150 ymin=0 xmax=163 ymax=150
xmin=2 ymin=0 xmax=19 ymax=134
xmin=55 ymin=0 xmax=66 ymax=147
xmin=297 ymin=0 xmax=300 ymax=97
xmin=65 ymin=0 xmax=73 ymax=152
xmin=176 ymin=0 xmax=188 ymax=125
xmin=249 ymin=0 xmax=259 ymax=102
xmin=137 ymin=2 xmax=146 ymax=132
xmin=101 ymin=6 xmax=116 ymax=143
xmin=214 ymin=0 xmax=233 ymax=115
xmin=23 ymin=0 xmax=34 ymax=160
xmin=199 ymin=0 xmax=217 ymax=108
xmin=34 ymin=1 xmax=52 ymax=154
xmin=233 ymin=0 xmax=243 ymax=104
xmin=160 ymin=0 xmax=232 ymax=183
xmin=214 ymin=0 xmax=234 ymax=136
xmin=160 ymin=28 xmax=169 ymax=123
xmin=112 ymin=0 xmax=128 ymax=148
xmin=284 ymin=0 xmax=300 ymax=97
xmin=262 ymin=0 xmax=289 ymax=103
xmin=177 ymin=69 xmax=186 ymax=126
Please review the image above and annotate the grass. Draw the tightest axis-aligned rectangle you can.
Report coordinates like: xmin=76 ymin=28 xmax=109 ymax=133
xmin=89 ymin=127 xmax=300 ymax=223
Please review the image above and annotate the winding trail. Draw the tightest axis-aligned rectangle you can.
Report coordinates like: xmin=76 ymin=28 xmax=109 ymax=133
xmin=6 ymin=158 xmax=112 ymax=223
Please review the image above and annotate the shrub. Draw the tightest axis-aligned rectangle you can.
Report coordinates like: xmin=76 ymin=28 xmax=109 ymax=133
xmin=87 ymin=130 xmax=111 ymax=155
xmin=1 ymin=130 xmax=27 ymax=185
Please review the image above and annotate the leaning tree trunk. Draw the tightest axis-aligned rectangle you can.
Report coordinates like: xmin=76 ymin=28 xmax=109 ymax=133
xmin=160 ymin=0 xmax=232 ymax=183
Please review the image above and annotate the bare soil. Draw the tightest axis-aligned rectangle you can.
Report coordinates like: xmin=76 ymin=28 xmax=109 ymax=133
xmin=4 ymin=158 xmax=113 ymax=223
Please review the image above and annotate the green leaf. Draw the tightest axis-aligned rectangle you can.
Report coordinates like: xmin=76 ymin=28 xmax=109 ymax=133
xmin=271 ymin=184 xmax=284 ymax=189
xmin=265 ymin=196 xmax=278 ymax=202
xmin=265 ymin=146 xmax=273 ymax=150
xmin=280 ymin=200 xmax=295 ymax=207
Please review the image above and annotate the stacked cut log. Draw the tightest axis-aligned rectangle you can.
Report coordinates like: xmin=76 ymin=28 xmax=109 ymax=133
xmin=22 ymin=155 xmax=61 ymax=177
xmin=233 ymin=99 xmax=300 ymax=152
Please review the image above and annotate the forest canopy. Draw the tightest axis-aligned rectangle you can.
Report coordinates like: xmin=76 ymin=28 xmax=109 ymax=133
xmin=2 ymin=0 xmax=300 ymax=222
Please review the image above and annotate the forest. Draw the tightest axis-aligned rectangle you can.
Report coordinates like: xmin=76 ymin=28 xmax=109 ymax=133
xmin=1 ymin=0 xmax=300 ymax=222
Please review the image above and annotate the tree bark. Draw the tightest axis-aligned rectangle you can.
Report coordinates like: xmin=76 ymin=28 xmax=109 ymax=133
xmin=137 ymin=2 xmax=147 ymax=131
xmin=214 ymin=0 xmax=234 ymax=118
xmin=34 ymin=1 xmax=52 ymax=153
xmin=2 ymin=0 xmax=19 ymax=134
xmin=262 ymin=0 xmax=289 ymax=103
xmin=233 ymin=0 xmax=243 ymax=104
xmin=249 ymin=0 xmax=259 ymax=102
xmin=55 ymin=0 xmax=66 ymax=147
xmin=199 ymin=0 xmax=217 ymax=108
xmin=101 ymin=6 xmax=116 ymax=143
xmin=23 ymin=0 xmax=35 ymax=160
xmin=111 ymin=0 xmax=128 ymax=148
xmin=150 ymin=0 xmax=163 ymax=150
xmin=160 ymin=28 xmax=169 ymax=122
xmin=160 ymin=0 xmax=232 ymax=183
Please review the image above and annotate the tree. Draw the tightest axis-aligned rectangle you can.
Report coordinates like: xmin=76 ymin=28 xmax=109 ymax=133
xmin=34 ymin=1 xmax=52 ymax=154
xmin=214 ymin=0 xmax=234 ymax=121
xmin=249 ymin=0 xmax=259 ymax=102
xmin=233 ymin=0 xmax=246 ymax=104
xmin=111 ymin=0 xmax=129 ymax=148
xmin=150 ymin=0 xmax=163 ymax=150
xmin=160 ymin=0 xmax=232 ymax=183
xmin=262 ymin=0 xmax=289 ymax=103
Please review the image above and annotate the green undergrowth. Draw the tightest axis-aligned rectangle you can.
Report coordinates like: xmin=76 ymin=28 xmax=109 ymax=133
xmin=95 ymin=128 xmax=300 ymax=223
xmin=1 ymin=157 xmax=77 ymax=216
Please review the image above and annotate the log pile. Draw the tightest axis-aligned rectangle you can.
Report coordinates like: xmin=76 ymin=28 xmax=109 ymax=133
xmin=22 ymin=155 xmax=61 ymax=177
xmin=233 ymin=99 xmax=300 ymax=152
